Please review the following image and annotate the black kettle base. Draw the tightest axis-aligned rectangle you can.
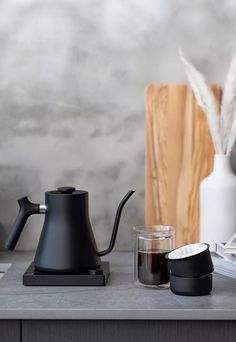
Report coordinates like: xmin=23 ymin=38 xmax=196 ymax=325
xmin=23 ymin=262 xmax=110 ymax=286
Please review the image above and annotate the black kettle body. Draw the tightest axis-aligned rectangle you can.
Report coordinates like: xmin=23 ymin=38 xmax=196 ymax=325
xmin=35 ymin=189 xmax=100 ymax=273
xmin=5 ymin=187 xmax=135 ymax=274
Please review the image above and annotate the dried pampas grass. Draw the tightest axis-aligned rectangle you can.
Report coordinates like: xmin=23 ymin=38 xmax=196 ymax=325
xmin=180 ymin=49 xmax=236 ymax=155
xmin=221 ymin=52 xmax=236 ymax=153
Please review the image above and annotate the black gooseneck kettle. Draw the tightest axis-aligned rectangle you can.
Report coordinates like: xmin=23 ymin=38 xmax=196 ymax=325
xmin=5 ymin=187 xmax=135 ymax=273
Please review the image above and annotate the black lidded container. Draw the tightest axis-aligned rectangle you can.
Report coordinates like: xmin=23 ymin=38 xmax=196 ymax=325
xmin=170 ymin=273 xmax=212 ymax=296
xmin=34 ymin=187 xmax=101 ymax=274
xmin=166 ymin=243 xmax=214 ymax=278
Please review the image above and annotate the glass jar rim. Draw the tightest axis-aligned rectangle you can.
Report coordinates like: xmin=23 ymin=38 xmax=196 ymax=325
xmin=133 ymin=225 xmax=176 ymax=237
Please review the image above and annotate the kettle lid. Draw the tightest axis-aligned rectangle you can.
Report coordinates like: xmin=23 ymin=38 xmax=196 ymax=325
xmin=47 ymin=187 xmax=88 ymax=196
xmin=57 ymin=187 xmax=76 ymax=194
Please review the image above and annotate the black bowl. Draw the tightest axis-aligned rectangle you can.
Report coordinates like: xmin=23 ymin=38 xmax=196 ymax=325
xmin=170 ymin=273 xmax=212 ymax=296
xmin=166 ymin=243 xmax=214 ymax=278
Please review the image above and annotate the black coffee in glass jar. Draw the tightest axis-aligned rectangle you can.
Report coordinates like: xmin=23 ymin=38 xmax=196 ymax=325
xmin=137 ymin=250 xmax=169 ymax=286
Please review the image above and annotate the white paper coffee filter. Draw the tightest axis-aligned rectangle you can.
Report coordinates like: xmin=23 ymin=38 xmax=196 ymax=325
xmin=168 ymin=243 xmax=207 ymax=260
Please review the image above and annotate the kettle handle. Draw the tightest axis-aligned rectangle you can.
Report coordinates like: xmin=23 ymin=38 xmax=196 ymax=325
xmin=5 ymin=197 xmax=42 ymax=250
xmin=98 ymin=190 xmax=135 ymax=256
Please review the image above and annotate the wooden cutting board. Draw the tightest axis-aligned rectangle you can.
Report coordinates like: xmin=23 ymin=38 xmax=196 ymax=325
xmin=145 ymin=84 xmax=221 ymax=247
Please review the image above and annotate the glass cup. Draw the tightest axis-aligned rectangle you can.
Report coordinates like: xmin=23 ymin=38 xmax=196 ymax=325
xmin=133 ymin=225 xmax=176 ymax=288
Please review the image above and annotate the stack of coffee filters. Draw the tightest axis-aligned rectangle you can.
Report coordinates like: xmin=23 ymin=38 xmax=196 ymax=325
xmin=166 ymin=243 xmax=214 ymax=296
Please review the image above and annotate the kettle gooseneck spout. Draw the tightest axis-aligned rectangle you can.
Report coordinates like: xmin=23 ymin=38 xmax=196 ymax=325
xmin=97 ymin=190 xmax=135 ymax=256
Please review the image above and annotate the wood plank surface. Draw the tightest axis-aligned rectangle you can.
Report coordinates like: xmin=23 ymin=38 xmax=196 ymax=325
xmin=0 ymin=320 xmax=20 ymax=342
xmin=145 ymin=84 xmax=221 ymax=246
xmin=22 ymin=320 xmax=236 ymax=342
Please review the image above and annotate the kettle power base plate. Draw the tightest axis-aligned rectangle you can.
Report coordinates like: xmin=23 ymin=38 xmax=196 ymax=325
xmin=23 ymin=262 xmax=110 ymax=286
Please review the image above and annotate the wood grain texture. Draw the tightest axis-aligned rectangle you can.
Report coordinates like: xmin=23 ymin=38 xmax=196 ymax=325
xmin=0 ymin=320 xmax=20 ymax=342
xmin=22 ymin=320 xmax=236 ymax=342
xmin=145 ymin=84 xmax=221 ymax=246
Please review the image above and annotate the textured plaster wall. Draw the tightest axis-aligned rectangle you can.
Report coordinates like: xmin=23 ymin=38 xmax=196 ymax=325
xmin=0 ymin=0 xmax=236 ymax=250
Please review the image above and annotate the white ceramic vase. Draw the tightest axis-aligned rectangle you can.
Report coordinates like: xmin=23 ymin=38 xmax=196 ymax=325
xmin=200 ymin=154 xmax=236 ymax=251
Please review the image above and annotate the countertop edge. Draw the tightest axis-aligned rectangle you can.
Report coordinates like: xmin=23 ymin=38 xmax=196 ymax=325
xmin=1 ymin=309 xmax=236 ymax=320
xmin=1 ymin=252 xmax=236 ymax=320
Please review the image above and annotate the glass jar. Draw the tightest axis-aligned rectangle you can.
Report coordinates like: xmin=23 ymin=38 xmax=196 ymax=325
xmin=133 ymin=225 xmax=176 ymax=288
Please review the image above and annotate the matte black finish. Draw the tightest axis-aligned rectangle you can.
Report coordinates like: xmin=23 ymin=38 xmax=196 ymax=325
xmin=166 ymin=243 xmax=214 ymax=278
xmin=5 ymin=187 xmax=135 ymax=275
xmin=0 ymin=321 xmax=20 ymax=342
xmin=170 ymin=273 xmax=213 ymax=296
xmin=57 ymin=187 xmax=76 ymax=194
xmin=5 ymin=197 xmax=40 ymax=250
xmin=23 ymin=320 xmax=236 ymax=342
xmin=23 ymin=262 xmax=110 ymax=286
xmin=34 ymin=189 xmax=101 ymax=273
xmin=98 ymin=190 xmax=135 ymax=256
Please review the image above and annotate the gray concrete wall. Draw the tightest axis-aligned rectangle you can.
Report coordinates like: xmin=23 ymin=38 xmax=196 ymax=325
xmin=0 ymin=0 xmax=235 ymax=251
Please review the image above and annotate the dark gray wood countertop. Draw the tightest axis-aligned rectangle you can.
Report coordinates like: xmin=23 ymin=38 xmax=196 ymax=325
xmin=0 ymin=251 xmax=235 ymax=320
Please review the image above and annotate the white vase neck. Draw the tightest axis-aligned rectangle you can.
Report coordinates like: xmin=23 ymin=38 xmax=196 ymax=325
xmin=213 ymin=154 xmax=232 ymax=173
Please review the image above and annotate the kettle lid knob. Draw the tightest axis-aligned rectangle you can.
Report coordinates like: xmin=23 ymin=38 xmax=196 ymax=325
xmin=57 ymin=186 xmax=76 ymax=194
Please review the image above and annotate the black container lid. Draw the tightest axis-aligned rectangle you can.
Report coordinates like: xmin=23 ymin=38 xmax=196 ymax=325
xmin=166 ymin=243 xmax=214 ymax=278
